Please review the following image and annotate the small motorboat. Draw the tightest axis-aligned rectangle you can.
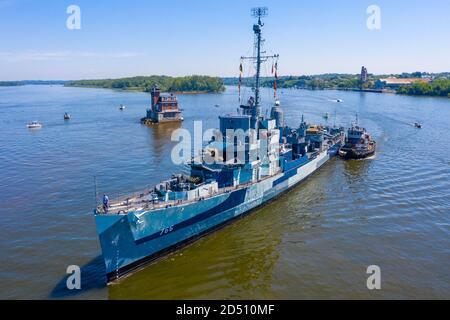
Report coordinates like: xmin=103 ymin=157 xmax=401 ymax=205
xmin=64 ymin=113 xmax=71 ymax=120
xmin=27 ymin=121 xmax=42 ymax=129
xmin=214 ymin=104 xmax=220 ymax=108
xmin=414 ymin=122 xmax=422 ymax=129
xmin=119 ymin=104 xmax=126 ymax=110
xmin=323 ymin=112 xmax=330 ymax=119
xmin=336 ymin=99 xmax=343 ymax=102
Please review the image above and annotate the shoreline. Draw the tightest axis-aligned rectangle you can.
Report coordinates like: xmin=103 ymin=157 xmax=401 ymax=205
xmin=2 ymin=83 xmax=447 ymax=98
xmin=262 ymin=85 xmax=449 ymax=98
xmin=63 ymin=85 xmax=223 ymax=95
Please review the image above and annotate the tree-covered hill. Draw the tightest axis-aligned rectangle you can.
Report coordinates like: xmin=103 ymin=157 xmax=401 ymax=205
xmin=65 ymin=75 xmax=225 ymax=93
xmin=223 ymin=74 xmax=367 ymax=90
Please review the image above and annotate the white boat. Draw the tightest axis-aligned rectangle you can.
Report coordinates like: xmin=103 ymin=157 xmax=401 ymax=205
xmin=27 ymin=121 xmax=42 ymax=129
xmin=119 ymin=104 xmax=126 ymax=110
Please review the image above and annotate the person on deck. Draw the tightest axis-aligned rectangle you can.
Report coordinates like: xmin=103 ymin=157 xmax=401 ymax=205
xmin=103 ymin=194 xmax=109 ymax=213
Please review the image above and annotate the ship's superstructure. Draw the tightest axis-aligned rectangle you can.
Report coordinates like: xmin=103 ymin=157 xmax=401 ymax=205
xmin=94 ymin=8 xmax=345 ymax=283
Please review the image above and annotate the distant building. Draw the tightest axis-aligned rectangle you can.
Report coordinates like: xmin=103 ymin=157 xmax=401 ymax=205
xmin=375 ymin=77 xmax=431 ymax=89
xmin=143 ymin=86 xmax=183 ymax=123
xmin=360 ymin=66 xmax=368 ymax=83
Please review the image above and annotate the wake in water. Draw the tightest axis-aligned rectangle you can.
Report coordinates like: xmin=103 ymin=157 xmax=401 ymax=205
xmin=359 ymin=154 xmax=376 ymax=160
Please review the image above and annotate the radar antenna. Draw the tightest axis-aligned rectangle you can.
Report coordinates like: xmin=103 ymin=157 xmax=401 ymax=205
xmin=251 ymin=7 xmax=268 ymax=25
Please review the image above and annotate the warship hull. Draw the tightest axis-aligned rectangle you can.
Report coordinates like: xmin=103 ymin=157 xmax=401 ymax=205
xmin=96 ymin=143 xmax=341 ymax=283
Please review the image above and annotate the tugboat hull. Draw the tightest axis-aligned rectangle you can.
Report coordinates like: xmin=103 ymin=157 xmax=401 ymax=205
xmin=339 ymin=148 xmax=375 ymax=160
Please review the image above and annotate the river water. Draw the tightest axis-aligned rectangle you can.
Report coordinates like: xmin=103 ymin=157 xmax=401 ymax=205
xmin=0 ymin=85 xmax=449 ymax=299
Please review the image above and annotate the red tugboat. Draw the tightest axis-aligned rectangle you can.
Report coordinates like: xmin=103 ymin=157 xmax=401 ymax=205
xmin=339 ymin=116 xmax=376 ymax=159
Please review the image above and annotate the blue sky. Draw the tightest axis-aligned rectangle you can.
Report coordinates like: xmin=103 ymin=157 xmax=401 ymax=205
xmin=0 ymin=0 xmax=449 ymax=80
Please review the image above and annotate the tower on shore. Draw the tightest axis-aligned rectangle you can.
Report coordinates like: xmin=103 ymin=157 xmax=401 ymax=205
xmin=360 ymin=66 xmax=368 ymax=83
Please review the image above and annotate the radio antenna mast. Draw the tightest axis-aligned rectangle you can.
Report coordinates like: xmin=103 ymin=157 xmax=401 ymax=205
xmin=251 ymin=7 xmax=267 ymax=124
xmin=241 ymin=7 xmax=278 ymax=129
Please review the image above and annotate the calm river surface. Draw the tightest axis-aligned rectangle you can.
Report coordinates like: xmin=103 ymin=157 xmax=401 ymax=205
xmin=0 ymin=85 xmax=449 ymax=299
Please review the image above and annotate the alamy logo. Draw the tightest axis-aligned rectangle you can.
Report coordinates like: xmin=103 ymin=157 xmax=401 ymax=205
xmin=66 ymin=265 xmax=81 ymax=290
xmin=66 ymin=5 xmax=81 ymax=30
xmin=366 ymin=265 xmax=381 ymax=290
xmin=366 ymin=5 xmax=381 ymax=30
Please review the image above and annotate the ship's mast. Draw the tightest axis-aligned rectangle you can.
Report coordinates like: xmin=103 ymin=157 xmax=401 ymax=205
xmin=241 ymin=7 xmax=278 ymax=128
xmin=253 ymin=7 xmax=264 ymax=120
